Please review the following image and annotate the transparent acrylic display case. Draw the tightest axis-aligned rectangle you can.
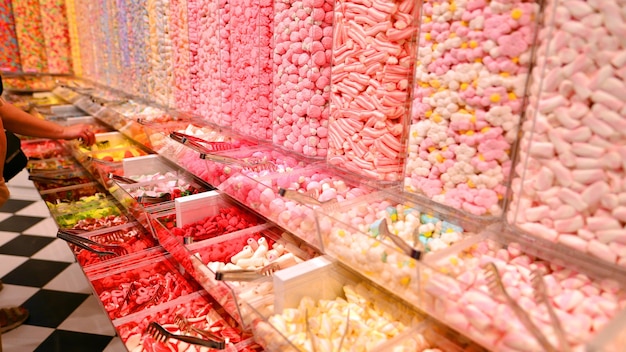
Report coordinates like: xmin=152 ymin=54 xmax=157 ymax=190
xmin=403 ymin=0 xmax=542 ymax=219
xmin=315 ymin=189 xmax=483 ymax=308
xmin=219 ymin=164 xmax=378 ymax=250
xmin=326 ymin=0 xmax=419 ymax=182
xmin=505 ymin=0 xmax=626 ymax=270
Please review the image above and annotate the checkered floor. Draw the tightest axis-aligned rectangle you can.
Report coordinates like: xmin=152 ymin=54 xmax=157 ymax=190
xmin=0 ymin=170 xmax=125 ymax=352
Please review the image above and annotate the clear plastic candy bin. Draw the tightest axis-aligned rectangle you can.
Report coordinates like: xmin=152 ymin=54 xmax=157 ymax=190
xmin=219 ymin=164 xmax=377 ymax=250
xmin=420 ymin=230 xmax=626 ymax=351
xmin=315 ymin=189 xmax=483 ymax=308
xmin=247 ymin=256 xmax=477 ymax=351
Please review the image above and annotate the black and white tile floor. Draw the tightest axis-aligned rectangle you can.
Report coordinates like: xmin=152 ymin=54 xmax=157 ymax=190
xmin=0 ymin=170 xmax=125 ymax=352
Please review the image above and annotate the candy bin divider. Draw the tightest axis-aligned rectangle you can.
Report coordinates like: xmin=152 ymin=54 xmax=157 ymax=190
xmin=501 ymin=0 xmax=553 ymax=226
xmin=38 ymin=181 xmax=102 ymax=199
xmin=83 ymin=246 xmax=169 ymax=279
xmin=418 ymin=227 xmax=626 ymax=351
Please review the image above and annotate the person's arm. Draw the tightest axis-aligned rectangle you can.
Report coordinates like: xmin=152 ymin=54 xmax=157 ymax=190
xmin=0 ymin=99 xmax=95 ymax=146
xmin=0 ymin=111 xmax=10 ymax=207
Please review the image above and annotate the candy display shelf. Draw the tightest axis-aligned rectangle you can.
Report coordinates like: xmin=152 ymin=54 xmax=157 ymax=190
xmin=16 ymin=74 xmax=626 ymax=350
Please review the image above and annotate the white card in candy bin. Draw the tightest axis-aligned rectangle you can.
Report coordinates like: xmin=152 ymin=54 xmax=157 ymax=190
xmin=175 ymin=190 xmax=223 ymax=227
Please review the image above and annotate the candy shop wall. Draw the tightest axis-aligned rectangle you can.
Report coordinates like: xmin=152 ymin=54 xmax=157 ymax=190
xmin=3 ymin=0 xmax=626 ymax=350
xmin=0 ymin=0 xmax=73 ymax=73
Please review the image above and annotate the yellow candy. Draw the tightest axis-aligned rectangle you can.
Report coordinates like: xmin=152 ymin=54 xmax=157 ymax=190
xmin=337 ymin=229 xmax=346 ymax=237
xmin=469 ymin=40 xmax=478 ymax=48
xmin=481 ymin=126 xmax=491 ymax=133
xmin=424 ymin=110 xmax=432 ymax=117
xmin=449 ymin=2 xmax=457 ymax=11
xmin=474 ymin=58 xmax=482 ymax=63
xmin=424 ymin=17 xmax=432 ymax=23
xmin=449 ymin=257 xmax=459 ymax=266
xmin=461 ymin=42 xmax=468 ymax=49
xmin=461 ymin=21 xmax=468 ymax=27
xmin=400 ymin=277 xmax=411 ymax=286
xmin=467 ymin=179 xmax=475 ymax=188
xmin=449 ymin=32 xmax=457 ymax=38
xmin=424 ymin=33 xmax=431 ymax=41
xmin=512 ymin=57 xmax=519 ymax=63
xmin=490 ymin=93 xmax=501 ymax=103
xmin=508 ymin=92 xmax=517 ymax=100
xmin=430 ymin=80 xmax=440 ymax=88
xmin=478 ymin=154 xmax=485 ymax=161
xmin=423 ymin=231 xmax=433 ymax=238
xmin=465 ymin=130 xmax=474 ymax=136
xmin=419 ymin=82 xmax=429 ymax=87
xmin=500 ymin=72 xmax=510 ymax=77
xmin=431 ymin=113 xmax=442 ymax=123
xmin=460 ymin=82 xmax=469 ymax=90
xmin=470 ymin=114 xmax=477 ymax=123
xmin=412 ymin=131 xmax=419 ymax=138
xmin=435 ymin=154 xmax=444 ymax=163
xmin=511 ymin=8 xmax=523 ymax=20
xmin=428 ymin=146 xmax=436 ymax=152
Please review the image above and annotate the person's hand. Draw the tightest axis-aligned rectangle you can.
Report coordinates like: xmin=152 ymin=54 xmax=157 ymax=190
xmin=0 ymin=178 xmax=10 ymax=208
xmin=62 ymin=124 xmax=96 ymax=146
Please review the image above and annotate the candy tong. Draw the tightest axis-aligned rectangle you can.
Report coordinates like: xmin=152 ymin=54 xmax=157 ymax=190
xmin=174 ymin=315 xmax=226 ymax=349
xmin=200 ymin=153 xmax=277 ymax=172
xmin=278 ymin=188 xmax=339 ymax=210
xmin=108 ymin=173 xmax=138 ymax=184
xmin=215 ymin=262 xmax=281 ymax=281
xmin=531 ymin=269 xmax=570 ymax=352
xmin=146 ymin=322 xmax=226 ymax=349
xmin=484 ymin=263 xmax=556 ymax=352
xmin=169 ymin=132 xmax=235 ymax=154
xmin=57 ymin=230 xmax=127 ymax=258
xmin=378 ymin=218 xmax=423 ymax=260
